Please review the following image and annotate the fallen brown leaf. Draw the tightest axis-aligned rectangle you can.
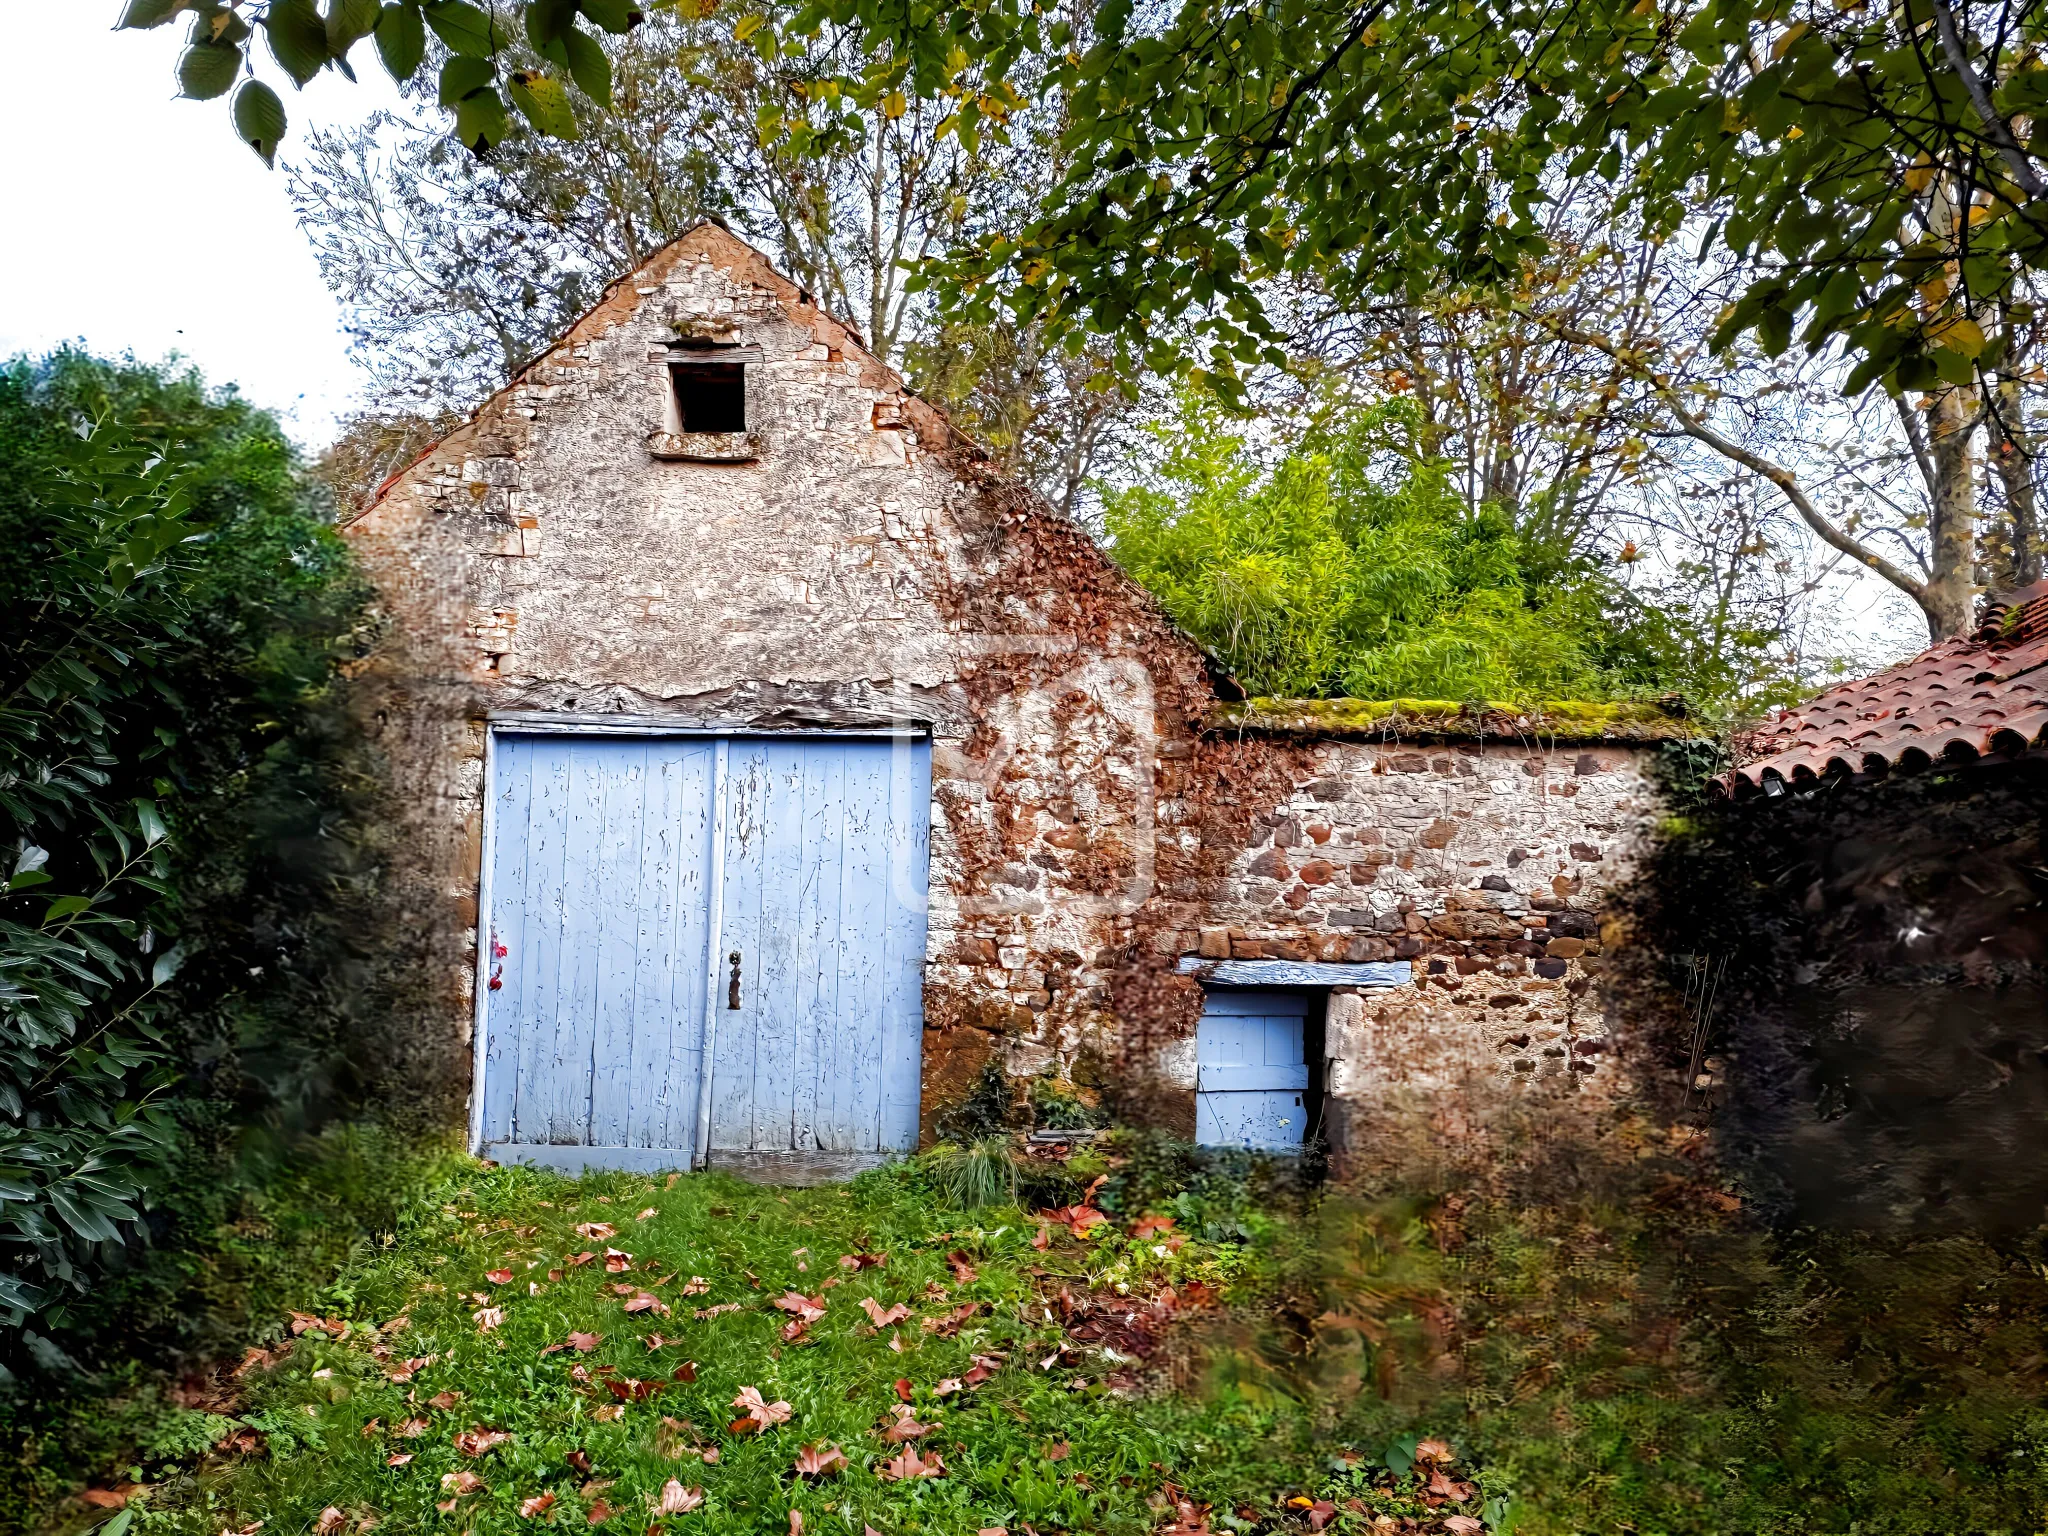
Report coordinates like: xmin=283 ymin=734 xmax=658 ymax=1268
xmin=792 ymin=1443 xmax=848 ymax=1477
xmin=655 ymin=1480 xmax=704 ymax=1515
xmin=945 ymin=1251 xmax=977 ymax=1284
xmin=860 ymin=1297 xmax=910 ymax=1327
xmin=427 ymin=1391 xmax=464 ymax=1411
xmin=520 ymin=1491 xmax=558 ymax=1519
xmin=732 ymin=1384 xmax=793 ymax=1426
xmin=486 ymin=1269 xmax=515 ymax=1284
xmin=314 ymin=1509 xmax=347 ymax=1536
xmin=455 ymin=1426 xmax=512 ymax=1457
xmin=876 ymin=1445 xmax=945 ymax=1481
xmin=442 ymin=1471 xmax=486 ymax=1495
xmin=587 ymin=1500 xmax=614 ymax=1525
xmin=577 ymin=1223 xmax=617 ymax=1240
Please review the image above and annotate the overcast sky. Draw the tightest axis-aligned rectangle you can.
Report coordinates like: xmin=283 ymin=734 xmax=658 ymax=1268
xmin=0 ymin=1 xmax=402 ymax=449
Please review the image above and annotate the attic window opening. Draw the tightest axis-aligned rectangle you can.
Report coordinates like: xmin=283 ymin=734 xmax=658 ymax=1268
xmin=671 ymin=361 xmax=746 ymax=434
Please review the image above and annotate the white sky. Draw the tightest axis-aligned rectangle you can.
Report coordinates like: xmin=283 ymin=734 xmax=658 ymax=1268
xmin=0 ymin=0 xmax=402 ymax=450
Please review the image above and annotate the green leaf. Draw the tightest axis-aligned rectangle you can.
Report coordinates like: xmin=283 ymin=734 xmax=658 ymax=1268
xmin=578 ymin=0 xmax=643 ymax=32
xmin=98 ymin=1510 xmax=135 ymax=1536
xmin=562 ymin=23 xmax=611 ymax=104
xmin=264 ymin=0 xmax=332 ymax=85
xmin=177 ymin=40 xmax=243 ymax=100
xmin=117 ymin=0 xmax=185 ymax=28
xmin=440 ymin=54 xmax=496 ymax=104
xmin=135 ymin=799 xmax=167 ymax=846
xmin=454 ymin=84 xmax=511 ymax=150
xmin=508 ymin=70 xmax=580 ymax=137
xmin=43 ymin=896 xmax=94 ymax=922
xmin=7 ymin=869 xmax=53 ymax=892
xmin=152 ymin=944 xmax=188 ymax=987
xmin=374 ymin=2 xmax=427 ymax=79
xmin=233 ymin=79 xmax=288 ymax=165
xmin=527 ymin=0 xmax=580 ymax=47
xmin=424 ymin=0 xmax=502 ymax=56
xmin=326 ymin=0 xmax=383 ymax=53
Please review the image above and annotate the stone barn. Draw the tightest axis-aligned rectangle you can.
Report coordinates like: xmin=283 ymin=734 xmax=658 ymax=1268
xmin=343 ymin=222 xmax=1684 ymax=1181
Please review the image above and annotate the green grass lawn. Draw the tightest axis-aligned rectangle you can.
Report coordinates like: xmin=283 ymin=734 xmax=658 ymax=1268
xmin=125 ymin=1157 xmax=1496 ymax=1536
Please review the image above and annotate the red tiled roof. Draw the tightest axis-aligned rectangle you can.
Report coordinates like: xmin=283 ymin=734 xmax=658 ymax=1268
xmin=1720 ymin=580 xmax=2048 ymax=798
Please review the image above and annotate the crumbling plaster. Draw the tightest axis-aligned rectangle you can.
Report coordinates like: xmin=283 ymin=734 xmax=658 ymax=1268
xmin=343 ymin=222 xmax=1667 ymax=1154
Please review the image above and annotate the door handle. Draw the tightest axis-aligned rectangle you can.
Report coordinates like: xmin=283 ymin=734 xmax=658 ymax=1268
xmin=728 ymin=950 xmax=742 ymax=1010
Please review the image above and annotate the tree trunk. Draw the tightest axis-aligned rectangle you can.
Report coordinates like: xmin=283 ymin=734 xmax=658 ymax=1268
xmin=1922 ymin=384 xmax=1981 ymax=639
xmin=1988 ymin=377 xmax=2041 ymax=589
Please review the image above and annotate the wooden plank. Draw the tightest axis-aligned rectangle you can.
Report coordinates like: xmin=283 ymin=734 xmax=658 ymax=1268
xmin=709 ymin=743 xmax=767 ymax=1151
xmin=880 ymin=740 xmax=931 ymax=1151
xmin=549 ymin=739 xmax=609 ymax=1143
xmin=1198 ymin=1062 xmax=1310 ymax=1092
xmin=640 ymin=744 xmax=713 ymax=1149
xmin=511 ymin=738 xmax=573 ymax=1144
xmin=835 ymin=741 xmax=891 ymax=1151
xmin=752 ymin=742 xmax=806 ymax=1150
xmin=692 ymin=740 xmax=730 ymax=1166
xmin=587 ymin=741 xmax=651 ymax=1148
xmin=479 ymin=735 xmax=533 ymax=1147
xmin=1199 ymin=991 xmax=1312 ymax=1016
xmin=790 ymin=742 xmax=844 ymax=1153
xmin=1177 ymin=958 xmax=1412 ymax=988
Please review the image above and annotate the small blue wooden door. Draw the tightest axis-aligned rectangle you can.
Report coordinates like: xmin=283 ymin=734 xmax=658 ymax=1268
xmin=478 ymin=732 xmax=929 ymax=1172
xmin=1196 ymin=990 xmax=1312 ymax=1149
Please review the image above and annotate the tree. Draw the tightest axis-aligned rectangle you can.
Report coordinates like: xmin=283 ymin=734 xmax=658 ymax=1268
xmin=1102 ymin=386 xmax=1663 ymax=702
xmin=124 ymin=0 xmax=2048 ymax=634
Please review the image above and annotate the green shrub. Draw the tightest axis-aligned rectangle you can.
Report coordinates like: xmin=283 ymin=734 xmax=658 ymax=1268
xmin=0 ymin=352 xmax=389 ymax=1402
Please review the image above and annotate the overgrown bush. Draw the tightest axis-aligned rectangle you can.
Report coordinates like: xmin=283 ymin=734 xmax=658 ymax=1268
xmin=1102 ymin=389 xmax=1628 ymax=702
xmin=0 ymin=351 xmax=385 ymax=1369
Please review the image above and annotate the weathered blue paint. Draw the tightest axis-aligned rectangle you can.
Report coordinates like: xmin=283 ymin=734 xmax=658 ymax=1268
xmin=712 ymin=738 xmax=930 ymax=1157
xmin=478 ymin=732 xmax=929 ymax=1171
xmin=1196 ymin=991 xmax=1312 ymax=1149
xmin=1177 ymin=957 xmax=1411 ymax=988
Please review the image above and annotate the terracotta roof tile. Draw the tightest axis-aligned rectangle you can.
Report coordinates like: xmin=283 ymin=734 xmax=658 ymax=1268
xmin=1719 ymin=580 xmax=2048 ymax=798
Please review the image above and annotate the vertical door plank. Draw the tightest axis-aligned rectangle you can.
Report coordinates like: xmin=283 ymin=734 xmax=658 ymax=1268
xmin=512 ymin=739 xmax=573 ymax=1143
xmin=790 ymin=743 xmax=844 ymax=1152
xmin=709 ymin=743 xmax=766 ymax=1150
xmin=548 ymin=740 xmax=609 ymax=1144
xmin=751 ymin=743 xmax=806 ymax=1150
xmin=636 ymin=745 xmax=711 ymax=1148
xmin=879 ymin=740 xmax=931 ymax=1151
xmin=587 ymin=742 xmax=651 ymax=1147
xmin=481 ymin=737 xmax=534 ymax=1145
xmin=834 ymin=742 xmax=891 ymax=1150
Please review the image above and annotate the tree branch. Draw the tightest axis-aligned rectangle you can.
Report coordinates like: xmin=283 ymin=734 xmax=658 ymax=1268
xmin=1928 ymin=0 xmax=2047 ymax=198
xmin=1530 ymin=314 xmax=1932 ymax=605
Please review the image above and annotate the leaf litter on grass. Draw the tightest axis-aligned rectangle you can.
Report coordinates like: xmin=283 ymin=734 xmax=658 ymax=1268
xmin=123 ymin=1161 xmax=1499 ymax=1536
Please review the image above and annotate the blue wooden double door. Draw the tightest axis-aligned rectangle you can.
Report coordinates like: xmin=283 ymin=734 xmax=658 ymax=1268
xmin=477 ymin=732 xmax=931 ymax=1174
xmin=1196 ymin=990 xmax=1314 ymax=1150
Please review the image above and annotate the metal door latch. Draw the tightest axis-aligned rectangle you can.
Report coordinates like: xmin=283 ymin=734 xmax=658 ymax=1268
xmin=728 ymin=950 xmax=742 ymax=1009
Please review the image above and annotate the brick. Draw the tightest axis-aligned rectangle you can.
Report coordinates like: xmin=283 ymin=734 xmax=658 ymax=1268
xmin=1298 ymin=859 xmax=1337 ymax=885
xmin=1197 ymin=927 xmax=1232 ymax=959
xmin=1545 ymin=937 xmax=1586 ymax=959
